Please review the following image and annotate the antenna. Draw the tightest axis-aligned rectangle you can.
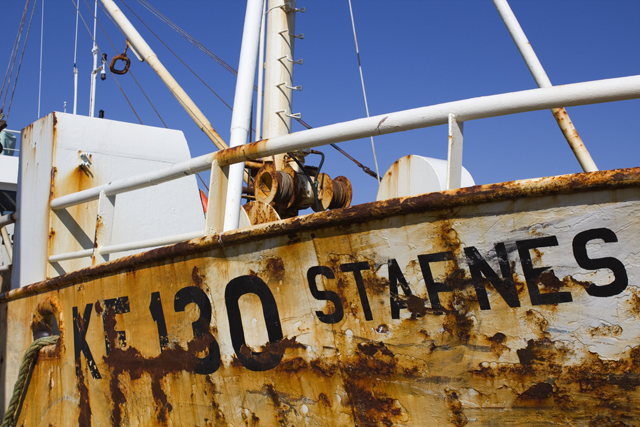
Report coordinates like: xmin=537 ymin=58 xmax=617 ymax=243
xmin=73 ymin=0 xmax=79 ymax=114
xmin=37 ymin=0 xmax=44 ymax=118
xmin=89 ymin=0 xmax=98 ymax=117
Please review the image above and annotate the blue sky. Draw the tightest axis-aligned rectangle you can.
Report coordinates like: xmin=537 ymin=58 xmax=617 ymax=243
xmin=2 ymin=0 xmax=639 ymax=205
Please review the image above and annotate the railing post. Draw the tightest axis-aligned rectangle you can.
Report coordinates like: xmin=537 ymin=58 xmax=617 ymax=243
xmin=1 ymin=225 xmax=12 ymax=263
xmin=446 ymin=113 xmax=464 ymax=190
xmin=205 ymin=159 xmax=229 ymax=236
xmin=492 ymin=0 xmax=598 ymax=172
xmin=92 ymin=190 xmax=116 ymax=264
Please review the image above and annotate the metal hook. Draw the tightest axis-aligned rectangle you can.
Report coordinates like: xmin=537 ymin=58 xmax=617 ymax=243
xmin=276 ymin=110 xmax=301 ymax=119
xmin=279 ymin=29 xmax=304 ymax=40
xmin=277 ymin=82 xmax=303 ymax=91
xmin=280 ymin=2 xmax=305 ymax=13
xmin=278 ymin=55 xmax=304 ymax=65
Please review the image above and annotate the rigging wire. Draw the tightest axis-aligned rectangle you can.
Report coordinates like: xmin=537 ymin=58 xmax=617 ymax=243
xmin=1 ymin=0 xmax=30 ymax=113
xmin=294 ymin=117 xmax=379 ymax=180
xmin=84 ymin=0 xmax=169 ymax=128
xmin=76 ymin=0 xmax=377 ymax=182
xmin=72 ymin=0 xmax=142 ymax=124
xmin=119 ymin=0 xmax=233 ymax=112
xmin=92 ymin=0 xmax=168 ymax=127
xmin=134 ymin=0 xmax=238 ymax=78
xmin=88 ymin=0 xmax=215 ymax=187
xmin=133 ymin=0 xmax=259 ymax=93
xmin=132 ymin=0 xmax=377 ymax=179
xmin=347 ymin=0 xmax=381 ymax=184
xmin=117 ymin=0 xmax=263 ymax=139
xmin=7 ymin=0 xmax=38 ymax=120
xmin=97 ymin=0 xmax=237 ymax=145
xmin=196 ymin=173 xmax=209 ymax=192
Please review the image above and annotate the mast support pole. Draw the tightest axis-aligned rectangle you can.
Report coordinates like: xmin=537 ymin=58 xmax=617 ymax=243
xmin=492 ymin=0 xmax=598 ymax=172
xmin=263 ymin=0 xmax=300 ymax=170
xmin=222 ymin=0 xmax=265 ymax=231
xmin=98 ymin=0 xmax=228 ymax=150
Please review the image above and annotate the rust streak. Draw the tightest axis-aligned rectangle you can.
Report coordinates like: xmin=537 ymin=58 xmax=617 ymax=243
xmin=3 ymin=168 xmax=640 ymax=303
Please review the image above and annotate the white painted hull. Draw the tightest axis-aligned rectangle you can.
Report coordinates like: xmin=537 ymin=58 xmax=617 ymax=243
xmin=2 ymin=169 xmax=640 ymax=426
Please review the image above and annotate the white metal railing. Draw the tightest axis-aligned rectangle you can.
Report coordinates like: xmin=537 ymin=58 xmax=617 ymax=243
xmin=48 ymin=230 xmax=202 ymax=263
xmin=47 ymin=74 xmax=640 ymax=263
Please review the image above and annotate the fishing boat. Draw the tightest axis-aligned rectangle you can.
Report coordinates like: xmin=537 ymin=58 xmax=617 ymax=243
xmin=2 ymin=0 xmax=640 ymax=425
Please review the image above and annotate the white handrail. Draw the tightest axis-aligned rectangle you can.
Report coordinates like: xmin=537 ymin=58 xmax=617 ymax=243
xmin=48 ymin=230 xmax=203 ymax=263
xmin=50 ymin=74 xmax=640 ymax=211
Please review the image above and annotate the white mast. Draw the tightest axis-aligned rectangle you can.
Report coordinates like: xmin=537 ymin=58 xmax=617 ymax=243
xmin=255 ymin=0 xmax=267 ymax=141
xmin=89 ymin=0 xmax=99 ymax=117
xmin=73 ymin=0 xmax=79 ymax=114
xmin=222 ymin=0 xmax=265 ymax=231
xmin=262 ymin=0 xmax=301 ymax=169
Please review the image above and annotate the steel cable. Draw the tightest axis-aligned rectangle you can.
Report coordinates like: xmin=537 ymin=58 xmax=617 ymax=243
xmin=1 ymin=0 xmax=30 ymax=112
xmin=7 ymin=0 xmax=38 ymax=119
xmin=71 ymin=0 xmax=142 ymax=124
xmin=119 ymin=0 xmax=233 ymax=112
xmin=110 ymin=0 xmax=378 ymax=181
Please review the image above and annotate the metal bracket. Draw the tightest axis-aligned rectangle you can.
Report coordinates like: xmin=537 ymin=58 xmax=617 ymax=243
xmin=79 ymin=152 xmax=93 ymax=175
xmin=276 ymin=110 xmax=301 ymax=119
xmin=279 ymin=29 xmax=304 ymax=39
xmin=278 ymin=55 xmax=303 ymax=65
xmin=277 ymin=82 xmax=303 ymax=91
xmin=281 ymin=2 xmax=305 ymax=13
xmin=126 ymin=39 xmax=144 ymax=62
xmin=446 ymin=113 xmax=464 ymax=190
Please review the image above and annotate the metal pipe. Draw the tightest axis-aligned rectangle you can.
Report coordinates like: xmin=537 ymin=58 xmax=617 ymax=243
xmin=1 ymin=226 xmax=12 ymax=263
xmin=98 ymin=0 xmax=228 ymax=150
xmin=49 ymin=74 xmax=640 ymax=210
xmin=100 ymin=230 xmax=203 ymax=255
xmin=48 ymin=248 xmax=92 ymax=263
xmin=255 ymin=0 xmax=267 ymax=141
xmin=51 ymin=154 xmax=216 ymax=209
xmin=48 ymin=230 xmax=203 ymax=262
xmin=0 ymin=212 xmax=17 ymax=228
xmin=492 ymin=0 xmax=598 ymax=172
xmin=223 ymin=0 xmax=265 ymax=232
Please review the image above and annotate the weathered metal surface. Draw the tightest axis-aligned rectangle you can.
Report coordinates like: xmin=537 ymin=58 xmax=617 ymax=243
xmin=2 ymin=169 xmax=640 ymax=425
xmin=47 ymin=74 xmax=640 ymax=213
xmin=243 ymin=201 xmax=282 ymax=226
xmin=0 ymin=269 xmax=9 ymax=293
xmin=41 ymin=113 xmax=204 ymax=277
xmin=329 ymin=176 xmax=353 ymax=209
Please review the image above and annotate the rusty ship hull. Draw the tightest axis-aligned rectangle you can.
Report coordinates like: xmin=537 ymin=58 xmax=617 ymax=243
xmin=2 ymin=168 xmax=639 ymax=426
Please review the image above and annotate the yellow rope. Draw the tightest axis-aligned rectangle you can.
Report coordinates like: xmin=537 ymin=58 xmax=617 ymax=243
xmin=1 ymin=335 xmax=59 ymax=427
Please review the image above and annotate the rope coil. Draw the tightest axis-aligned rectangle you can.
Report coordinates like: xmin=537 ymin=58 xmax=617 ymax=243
xmin=1 ymin=335 xmax=59 ymax=427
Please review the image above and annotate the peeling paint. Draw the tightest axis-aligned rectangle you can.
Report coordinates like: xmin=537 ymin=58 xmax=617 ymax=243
xmin=3 ymin=169 xmax=640 ymax=425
